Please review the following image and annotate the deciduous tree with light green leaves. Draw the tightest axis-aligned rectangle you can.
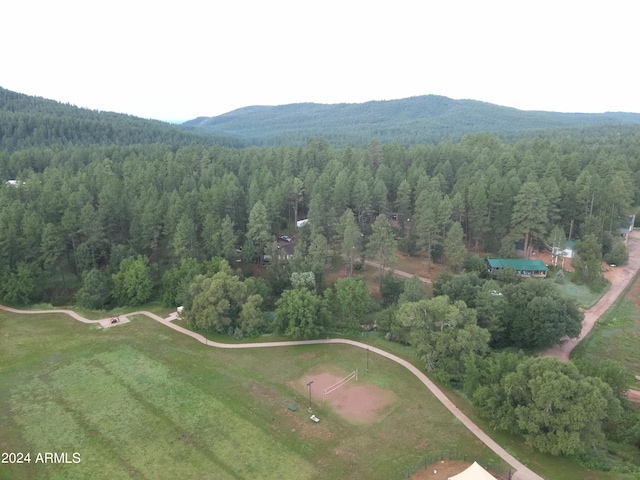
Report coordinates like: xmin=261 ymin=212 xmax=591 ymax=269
xmin=239 ymin=294 xmax=264 ymax=336
xmin=111 ymin=255 xmax=153 ymax=306
xmin=393 ymin=296 xmax=489 ymax=381
xmin=327 ymin=277 xmax=372 ymax=332
xmin=186 ymin=261 xmax=263 ymax=336
xmin=501 ymin=280 xmax=583 ymax=349
xmin=161 ymin=257 xmax=203 ymax=307
xmin=274 ymin=288 xmax=327 ymax=340
xmin=290 ymin=271 xmax=316 ymax=290
xmin=0 ymin=261 xmax=40 ymax=305
xmin=474 ymin=356 xmax=622 ymax=456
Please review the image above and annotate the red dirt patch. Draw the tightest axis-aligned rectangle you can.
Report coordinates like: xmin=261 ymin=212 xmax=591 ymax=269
xmin=628 ymin=389 xmax=640 ymax=402
xmin=299 ymin=371 xmax=397 ymax=423
xmin=533 ymin=245 xmax=625 ymax=284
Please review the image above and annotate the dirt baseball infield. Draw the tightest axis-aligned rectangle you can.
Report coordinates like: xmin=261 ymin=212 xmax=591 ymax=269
xmin=297 ymin=370 xmax=396 ymax=423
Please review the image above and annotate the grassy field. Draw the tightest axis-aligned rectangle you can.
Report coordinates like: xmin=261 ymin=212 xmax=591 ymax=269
xmin=572 ymin=272 xmax=640 ymax=389
xmin=1 ymin=310 xmax=506 ymax=480
xmin=547 ymin=276 xmax=608 ymax=309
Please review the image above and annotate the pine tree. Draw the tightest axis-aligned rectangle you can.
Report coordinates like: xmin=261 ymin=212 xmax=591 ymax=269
xmin=247 ymin=200 xmax=272 ymax=264
xmin=510 ymin=182 xmax=548 ymax=259
xmin=367 ymin=214 xmax=397 ymax=282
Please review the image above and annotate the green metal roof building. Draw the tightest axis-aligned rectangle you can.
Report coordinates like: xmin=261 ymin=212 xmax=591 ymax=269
xmin=487 ymin=258 xmax=548 ymax=277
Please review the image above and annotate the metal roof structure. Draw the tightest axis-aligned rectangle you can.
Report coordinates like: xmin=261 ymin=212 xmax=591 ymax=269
xmin=487 ymin=258 xmax=548 ymax=272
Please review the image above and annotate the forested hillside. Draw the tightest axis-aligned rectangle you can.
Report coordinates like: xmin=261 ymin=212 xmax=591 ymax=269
xmin=0 ymin=87 xmax=237 ymax=151
xmin=1 ymin=133 xmax=637 ymax=308
xmin=4 ymin=87 xmax=640 ymax=471
xmin=184 ymin=95 xmax=640 ymax=146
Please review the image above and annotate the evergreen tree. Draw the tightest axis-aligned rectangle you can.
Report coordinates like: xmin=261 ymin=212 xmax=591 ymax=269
xmin=413 ymin=189 xmax=439 ymax=271
xmin=395 ymin=179 xmax=412 ymax=231
xmin=510 ymin=181 xmax=548 ymax=259
xmin=467 ymin=174 xmax=489 ymax=248
xmin=444 ymin=222 xmax=466 ymax=272
xmin=340 ymin=209 xmax=362 ymax=276
xmin=247 ymin=200 xmax=272 ymax=264
xmin=367 ymin=214 xmax=397 ymax=282
xmin=398 ymin=275 xmax=427 ymax=304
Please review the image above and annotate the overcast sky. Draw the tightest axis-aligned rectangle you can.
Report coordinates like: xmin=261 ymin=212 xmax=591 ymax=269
xmin=2 ymin=1 xmax=638 ymax=121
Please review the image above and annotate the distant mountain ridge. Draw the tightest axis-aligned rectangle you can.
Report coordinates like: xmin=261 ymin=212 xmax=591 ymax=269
xmin=3 ymin=86 xmax=640 ymax=150
xmin=184 ymin=95 xmax=640 ymax=146
xmin=0 ymin=87 xmax=236 ymax=151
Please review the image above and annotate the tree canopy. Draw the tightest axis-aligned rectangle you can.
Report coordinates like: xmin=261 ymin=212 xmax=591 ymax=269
xmin=501 ymin=281 xmax=583 ymax=350
xmin=469 ymin=355 xmax=622 ymax=456
xmin=274 ymin=288 xmax=327 ymax=340
xmin=393 ymin=296 xmax=489 ymax=381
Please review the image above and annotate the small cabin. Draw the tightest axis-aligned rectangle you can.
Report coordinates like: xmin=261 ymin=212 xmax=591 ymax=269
xmin=487 ymin=258 xmax=548 ymax=277
xmin=552 ymin=240 xmax=576 ymax=259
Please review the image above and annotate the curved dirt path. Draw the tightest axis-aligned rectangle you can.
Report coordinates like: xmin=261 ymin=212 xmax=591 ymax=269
xmin=0 ymin=304 xmax=541 ymax=480
xmin=544 ymin=230 xmax=640 ymax=362
xmin=362 ymin=259 xmax=432 ymax=283
xmin=542 ymin=231 xmax=640 ymax=403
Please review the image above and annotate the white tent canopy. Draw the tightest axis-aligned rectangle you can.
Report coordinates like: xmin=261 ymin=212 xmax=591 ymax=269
xmin=448 ymin=461 xmax=495 ymax=480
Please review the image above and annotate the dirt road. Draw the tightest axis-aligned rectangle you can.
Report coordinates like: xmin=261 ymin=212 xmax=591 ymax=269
xmin=544 ymin=231 xmax=640 ymax=361
xmin=362 ymin=259 xmax=432 ymax=283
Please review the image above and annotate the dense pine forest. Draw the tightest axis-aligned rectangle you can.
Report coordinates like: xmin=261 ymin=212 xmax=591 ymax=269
xmin=3 ymin=86 xmax=640 ymax=472
xmin=2 ymin=134 xmax=638 ymax=307
xmin=0 ymin=87 xmax=238 ymax=151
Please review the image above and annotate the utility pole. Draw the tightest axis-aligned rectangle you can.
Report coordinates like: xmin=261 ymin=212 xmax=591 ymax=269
xmin=306 ymin=381 xmax=314 ymax=410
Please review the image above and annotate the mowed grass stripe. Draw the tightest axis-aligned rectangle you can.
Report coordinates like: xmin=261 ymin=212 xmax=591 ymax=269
xmin=94 ymin=347 xmax=315 ymax=478
xmin=11 ymin=372 xmax=150 ymax=480
xmin=10 ymin=346 xmax=315 ymax=480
